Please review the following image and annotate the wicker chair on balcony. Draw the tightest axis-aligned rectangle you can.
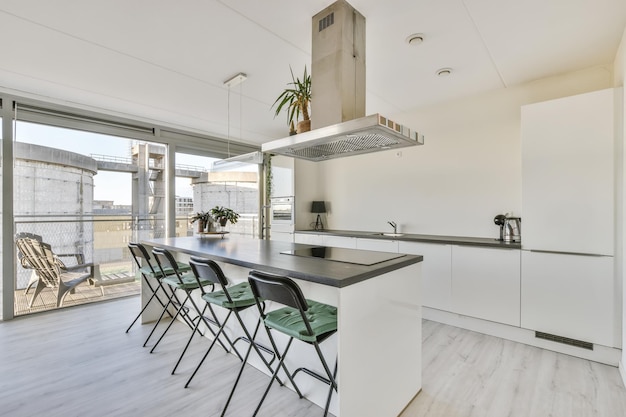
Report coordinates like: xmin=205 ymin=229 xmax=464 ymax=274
xmin=15 ymin=232 xmax=44 ymax=295
xmin=15 ymin=235 xmax=102 ymax=308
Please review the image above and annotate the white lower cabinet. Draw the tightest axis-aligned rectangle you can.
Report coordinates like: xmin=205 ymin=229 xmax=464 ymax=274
xmin=323 ymin=235 xmax=357 ymax=249
xmin=294 ymin=233 xmax=324 ymax=245
xmin=356 ymin=238 xmax=399 ymax=253
xmin=521 ymin=250 xmax=615 ymax=347
xmin=399 ymin=241 xmax=452 ymax=311
xmin=451 ymin=246 xmax=521 ymax=326
xmin=293 ymin=233 xmax=360 ymax=249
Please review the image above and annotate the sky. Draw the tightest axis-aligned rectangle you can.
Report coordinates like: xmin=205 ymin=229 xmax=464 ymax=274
xmin=14 ymin=121 xmax=223 ymax=205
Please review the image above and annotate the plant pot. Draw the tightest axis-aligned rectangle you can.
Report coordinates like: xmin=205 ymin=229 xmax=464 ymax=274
xmin=219 ymin=218 xmax=228 ymax=227
xmin=297 ymin=120 xmax=311 ymax=134
xmin=197 ymin=220 xmax=205 ymax=233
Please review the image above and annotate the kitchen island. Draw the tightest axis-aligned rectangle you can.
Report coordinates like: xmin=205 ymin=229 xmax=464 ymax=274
xmin=141 ymin=236 xmax=423 ymax=417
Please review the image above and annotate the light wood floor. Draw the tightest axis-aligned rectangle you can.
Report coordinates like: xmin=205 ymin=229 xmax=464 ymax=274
xmin=1 ymin=297 xmax=625 ymax=417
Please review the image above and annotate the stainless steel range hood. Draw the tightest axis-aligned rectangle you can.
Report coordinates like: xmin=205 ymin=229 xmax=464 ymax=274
xmin=262 ymin=114 xmax=423 ymax=161
xmin=262 ymin=0 xmax=424 ymax=161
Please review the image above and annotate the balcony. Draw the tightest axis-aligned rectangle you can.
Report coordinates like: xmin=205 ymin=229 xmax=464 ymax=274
xmin=13 ymin=214 xmax=259 ymax=315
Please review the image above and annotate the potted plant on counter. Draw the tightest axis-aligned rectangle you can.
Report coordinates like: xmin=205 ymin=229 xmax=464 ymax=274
xmin=189 ymin=211 xmax=212 ymax=233
xmin=209 ymin=206 xmax=240 ymax=229
xmin=272 ymin=66 xmax=311 ymax=134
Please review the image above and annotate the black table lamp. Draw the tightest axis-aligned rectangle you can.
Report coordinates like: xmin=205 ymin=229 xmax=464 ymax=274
xmin=311 ymin=201 xmax=327 ymax=231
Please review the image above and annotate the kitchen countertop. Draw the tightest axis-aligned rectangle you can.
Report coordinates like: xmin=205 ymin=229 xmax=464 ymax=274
xmin=142 ymin=236 xmax=422 ymax=288
xmin=296 ymin=229 xmax=522 ymax=249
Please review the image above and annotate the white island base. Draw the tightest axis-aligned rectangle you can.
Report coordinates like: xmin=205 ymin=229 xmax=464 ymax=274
xmin=140 ymin=240 xmax=422 ymax=417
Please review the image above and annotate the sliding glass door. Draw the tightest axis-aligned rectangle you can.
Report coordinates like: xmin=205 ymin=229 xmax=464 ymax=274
xmin=0 ymin=95 xmax=260 ymax=319
xmin=12 ymin=120 xmax=166 ymax=315
xmin=176 ymin=152 xmax=261 ymax=238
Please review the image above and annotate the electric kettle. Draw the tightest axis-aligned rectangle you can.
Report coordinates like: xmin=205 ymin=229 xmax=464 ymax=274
xmin=494 ymin=214 xmax=521 ymax=242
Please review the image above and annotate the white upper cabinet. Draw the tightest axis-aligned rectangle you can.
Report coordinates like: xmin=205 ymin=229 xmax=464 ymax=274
xmin=521 ymin=88 xmax=616 ymax=255
xmin=270 ymin=155 xmax=295 ymax=197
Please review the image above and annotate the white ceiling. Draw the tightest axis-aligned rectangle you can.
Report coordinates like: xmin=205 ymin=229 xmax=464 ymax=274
xmin=0 ymin=0 xmax=624 ymax=147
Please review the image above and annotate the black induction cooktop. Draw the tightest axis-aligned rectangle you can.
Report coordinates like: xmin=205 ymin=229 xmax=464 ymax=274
xmin=281 ymin=246 xmax=406 ymax=266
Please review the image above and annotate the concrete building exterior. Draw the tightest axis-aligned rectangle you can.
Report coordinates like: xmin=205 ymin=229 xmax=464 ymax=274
xmin=192 ymin=171 xmax=260 ymax=236
xmin=13 ymin=142 xmax=96 ymax=289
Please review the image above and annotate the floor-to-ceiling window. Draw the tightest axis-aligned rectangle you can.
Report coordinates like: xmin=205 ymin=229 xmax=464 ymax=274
xmin=176 ymin=152 xmax=261 ymax=238
xmin=0 ymin=96 xmax=260 ymax=319
xmin=0 ymin=101 xmax=3 ymax=320
xmin=12 ymin=119 xmax=163 ymax=315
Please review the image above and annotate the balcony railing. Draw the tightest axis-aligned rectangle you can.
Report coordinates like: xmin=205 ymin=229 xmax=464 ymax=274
xmin=12 ymin=213 xmax=259 ymax=315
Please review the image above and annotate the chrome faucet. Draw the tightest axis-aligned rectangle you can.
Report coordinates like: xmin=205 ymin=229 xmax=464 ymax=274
xmin=387 ymin=221 xmax=397 ymax=234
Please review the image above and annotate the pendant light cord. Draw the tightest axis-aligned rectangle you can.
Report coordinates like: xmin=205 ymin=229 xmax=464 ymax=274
xmin=227 ymin=85 xmax=231 ymax=158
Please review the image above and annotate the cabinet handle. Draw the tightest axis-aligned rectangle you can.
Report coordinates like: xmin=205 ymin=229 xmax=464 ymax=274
xmin=526 ymin=249 xmax=611 ymax=257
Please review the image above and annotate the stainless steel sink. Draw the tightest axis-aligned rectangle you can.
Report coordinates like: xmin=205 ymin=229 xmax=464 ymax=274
xmin=370 ymin=232 xmax=405 ymax=237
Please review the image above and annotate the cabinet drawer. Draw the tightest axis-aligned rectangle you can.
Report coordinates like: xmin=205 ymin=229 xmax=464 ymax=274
xmin=521 ymin=251 xmax=615 ymax=346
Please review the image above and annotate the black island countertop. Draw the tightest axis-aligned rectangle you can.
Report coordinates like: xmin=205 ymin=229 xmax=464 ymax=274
xmin=296 ymin=229 xmax=522 ymax=249
xmin=142 ymin=236 xmax=422 ymax=288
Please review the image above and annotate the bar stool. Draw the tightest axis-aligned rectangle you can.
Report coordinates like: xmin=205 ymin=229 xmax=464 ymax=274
xmin=149 ymin=247 xmax=232 ymax=357
xmin=125 ymin=242 xmax=191 ymax=334
xmin=182 ymin=257 xmax=292 ymax=394
xmin=246 ymin=270 xmax=338 ymax=417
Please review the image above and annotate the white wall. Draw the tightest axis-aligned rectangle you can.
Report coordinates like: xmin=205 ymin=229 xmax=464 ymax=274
xmin=300 ymin=65 xmax=613 ymax=238
xmin=616 ymin=27 xmax=626 ymax=384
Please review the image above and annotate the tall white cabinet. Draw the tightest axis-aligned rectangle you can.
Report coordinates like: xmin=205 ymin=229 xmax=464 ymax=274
xmin=520 ymin=88 xmax=618 ymax=347
xmin=521 ymin=88 xmax=615 ymax=255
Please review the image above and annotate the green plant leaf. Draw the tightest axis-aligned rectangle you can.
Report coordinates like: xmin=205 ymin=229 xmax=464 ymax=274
xmin=271 ymin=65 xmax=311 ymax=126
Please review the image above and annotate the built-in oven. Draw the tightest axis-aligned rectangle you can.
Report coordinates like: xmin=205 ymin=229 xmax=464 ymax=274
xmin=270 ymin=196 xmax=295 ymax=233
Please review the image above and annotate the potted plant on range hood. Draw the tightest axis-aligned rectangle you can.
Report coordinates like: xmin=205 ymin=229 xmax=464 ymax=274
xmin=272 ymin=66 xmax=311 ymax=134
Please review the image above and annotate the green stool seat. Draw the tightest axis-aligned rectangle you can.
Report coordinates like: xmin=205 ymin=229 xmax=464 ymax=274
xmin=162 ymin=272 xmax=211 ymax=290
xmin=182 ymin=257 xmax=280 ymax=393
xmin=202 ymin=281 xmax=256 ymax=309
xmin=140 ymin=261 xmax=190 ymax=278
xmin=265 ymin=300 xmax=337 ymax=343
xmin=246 ymin=271 xmax=338 ymax=417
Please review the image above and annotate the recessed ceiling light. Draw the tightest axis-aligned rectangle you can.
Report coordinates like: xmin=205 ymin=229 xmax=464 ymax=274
xmin=406 ymin=33 xmax=424 ymax=45
xmin=436 ymin=68 xmax=452 ymax=77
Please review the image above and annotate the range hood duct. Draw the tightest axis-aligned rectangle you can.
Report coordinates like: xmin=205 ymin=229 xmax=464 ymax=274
xmin=262 ymin=0 xmax=424 ymax=161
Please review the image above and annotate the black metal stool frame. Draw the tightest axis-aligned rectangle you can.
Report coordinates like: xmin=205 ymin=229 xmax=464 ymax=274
xmin=125 ymin=242 xmax=174 ymax=333
xmin=181 ymin=256 xmax=286 ymax=392
xmin=149 ymin=247 xmax=233 ymax=357
xmin=138 ymin=250 xmax=201 ymax=348
xmin=246 ymin=270 xmax=338 ymax=417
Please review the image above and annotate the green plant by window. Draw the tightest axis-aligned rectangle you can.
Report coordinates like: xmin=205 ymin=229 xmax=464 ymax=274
xmin=265 ymin=153 xmax=273 ymax=202
xmin=209 ymin=206 xmax=240 ymax=225
xmin=189 ymin=211 xmax=211 ymax=224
